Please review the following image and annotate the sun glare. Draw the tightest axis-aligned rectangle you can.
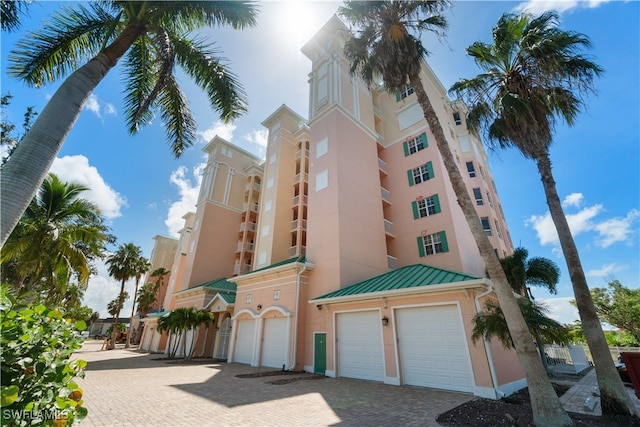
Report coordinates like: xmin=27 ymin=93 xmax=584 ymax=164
xmin=274 ymin=1 xmax=332 ymax=49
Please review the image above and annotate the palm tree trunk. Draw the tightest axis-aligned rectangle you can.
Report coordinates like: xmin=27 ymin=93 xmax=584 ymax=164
xmin=0 ymin=25 xmax=144 ymax=246
xmin=110 ymin=279 xmax=126 ymax=350
xmin=409 ymin=74 xmax=572 ymax=426
xmin=126 ymin=278 xmax=141 ymax=348
xmin=535 ymin=152 xmax=639 ymax=418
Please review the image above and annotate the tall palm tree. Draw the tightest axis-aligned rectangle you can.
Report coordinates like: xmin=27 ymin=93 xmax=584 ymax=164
xmin=450 ymin=12 xmax=637 ymax=418
xmin=338 ymin=3 xmax=571 ymax=424
xmin=126 ymin=256 xmax=151 ymax=348
xmin=501 ymin=247 xmax=559 ymax=300
xmin=136 ymin=282 xmax=158 ymax=317
xmin=1 ymin=0 xmax=30 ymax=32
xmin=478 ymin=248 xmax=565 ymax=372
xmin=1 ymin=173 xmax=109 ymax=303
xmin=1 ymin=1 xmax=258 ymax=245
xmin=150 ymin=267 xmax=170 ymax=311
xmin=106 ymin=242 xmax=141 ymax=350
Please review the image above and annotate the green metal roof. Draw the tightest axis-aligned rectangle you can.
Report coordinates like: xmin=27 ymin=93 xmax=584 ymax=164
xmin=215 ymin=292 xmax=236 ymax=304
xmin=311 ymin=264 xmax=481 ymax=301
xmin=243 ymin=256 xmax=307 ymax=275
xmin=175 ymin=277 xmax=236 ymax=295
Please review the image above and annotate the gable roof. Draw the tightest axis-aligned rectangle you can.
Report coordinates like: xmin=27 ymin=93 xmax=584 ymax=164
xmin=310 ymin=264 xmax=484 ymax=303
xmin=174 ymin=277 xmax=236 ymax=296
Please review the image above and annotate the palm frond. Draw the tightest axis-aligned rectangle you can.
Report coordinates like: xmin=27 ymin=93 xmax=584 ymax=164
xmin=8 ymin=3 xmax=119 ymax=87
xmin=156 ymin=75 xmax=196 ymax=158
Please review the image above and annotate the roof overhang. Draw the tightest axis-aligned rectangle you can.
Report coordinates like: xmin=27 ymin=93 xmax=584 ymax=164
xmin=309 ymin=278 xmax=492 ymax=306
xmin=228 ymin=260 xmax=315 ymax=285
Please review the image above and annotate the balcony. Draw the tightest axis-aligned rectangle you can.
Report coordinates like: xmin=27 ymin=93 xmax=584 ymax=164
xmin=292 ymin=194 xmax=308 ymax=205
xmin=245 ymin=182 xmax=261 ymax=192
xmin=387 ymin=255 xmax=397 ymax=270
xmin=290 ymin=219 xmax=307 ymax=231
xmin=242 ymin=202 xmax=260 ymax=212
xmin=384 ymin=219 xmax=394 ymax=237
xmin=289 ymin=246 xmax=307 ymax=257
xmin=233 ymin=263 xmax=252 ymax=275
xmin=239 ymin=222 xmax=257 ymax=232
xmin=295 ymin=149 xmax=309 ymax=159
xmin=236 ymin=242 xmax=255 ymax=252
xmin=293 ymin=172 xmax=308 ymax=183
xmin=378 ymin=158 xmax=388 ymax=175
xmin=381 ymin=187 xmax=391 ymax=206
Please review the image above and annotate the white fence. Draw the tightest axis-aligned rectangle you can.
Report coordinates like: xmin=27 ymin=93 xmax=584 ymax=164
xmin=543 ymin=344 xmax=591 ymax=374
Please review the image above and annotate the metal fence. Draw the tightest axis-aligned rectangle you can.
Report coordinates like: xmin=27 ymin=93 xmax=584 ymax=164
xmin=543 ymin=344 xmax=591 ymax=374
xmin=581 ymin=345 xmax=640 ymax=364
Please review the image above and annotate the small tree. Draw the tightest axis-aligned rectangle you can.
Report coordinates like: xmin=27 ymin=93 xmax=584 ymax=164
xmin=157 ymin=308 xmax=214 ymax=360
xmin=590 ymin=280 xmax=640 ymax=342
xmin=0 ymin=286 xmax=88 ymax=426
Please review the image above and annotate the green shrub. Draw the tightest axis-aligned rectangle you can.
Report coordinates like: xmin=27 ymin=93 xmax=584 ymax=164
xmin=0 ymin=289 xmax=88 ymax=426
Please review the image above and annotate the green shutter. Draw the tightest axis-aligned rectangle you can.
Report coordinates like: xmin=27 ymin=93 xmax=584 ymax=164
xmin=439 ymin=231 xmax=449 ymax=253
xmin=395 ymin=91 xmax=402 ymax=102
xmin=407 ymin=170 xmax=414 ymax=187
xmin=420 ymin=132 xmax=428 ymax=148
xmin=426 ymin=162 xmax=434 ymax=180
xmin=403 ymin=141 xmax=410 ymax=156
xmin=433 ymin=194 xmax=441 ymax=214
xmin=417 ymin=236 xmax=426 ymax=257
xmin=412 ymin=201 xmax=419 ymax=219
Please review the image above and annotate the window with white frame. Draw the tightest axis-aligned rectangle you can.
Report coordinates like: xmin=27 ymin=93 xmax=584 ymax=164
xmin=246 ymin=294 xmax=252 ymax=304
xmin=417 ymin=231 xmax=449 ymax=256
xmin=404 ymin=133 xmax=427 ymax=155
xmin=408 ymin=162 xmax=434 ymax=186
xmin=481 ymin=217 xmax=492 ymax=236
xmin=398 ymin=85 xmax=414 ymax=100
xmin=453 ymin=112 xmax=462 ymax=125
xmin=466 ymin=161 xmax=476 ymax=177
xmin=412 ymin=195 xmax=441 ymax=219
xmin=473 ymin=188 xmax=484 ymax=205
xmin=273 ymin=290 xmax=280 ymax=300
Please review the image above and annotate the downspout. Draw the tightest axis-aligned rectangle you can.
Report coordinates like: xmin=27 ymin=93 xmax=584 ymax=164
xmin=474 ymin=283 xmax=504 ymax=399
xmin=288 ymin=262 xmax=309 ymax=371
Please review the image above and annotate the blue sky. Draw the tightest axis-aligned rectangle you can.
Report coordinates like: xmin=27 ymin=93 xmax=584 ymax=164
xmin=1 ymin=1 xmax=638 ymax=323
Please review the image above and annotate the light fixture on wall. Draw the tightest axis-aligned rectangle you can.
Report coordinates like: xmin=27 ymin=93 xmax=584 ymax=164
xmin=257 ymin=304 xmax=262 ymax=311
xmin=381 ymin=316 xmax=389 ymax=326
xmin=316 ymin=304 xmax=322 ymax=311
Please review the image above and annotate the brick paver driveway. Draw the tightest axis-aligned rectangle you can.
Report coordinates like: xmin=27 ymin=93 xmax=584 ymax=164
xmin=74 ymin=341 xmax=472 ymax=426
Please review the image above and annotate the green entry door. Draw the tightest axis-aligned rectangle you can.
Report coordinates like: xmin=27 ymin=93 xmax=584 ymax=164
xmin=314 ymin=333 xmax=326 ymax=374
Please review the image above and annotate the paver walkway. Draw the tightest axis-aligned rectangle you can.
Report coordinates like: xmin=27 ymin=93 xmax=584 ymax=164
xmin=74 ymin=342 xmax=473 ymax=426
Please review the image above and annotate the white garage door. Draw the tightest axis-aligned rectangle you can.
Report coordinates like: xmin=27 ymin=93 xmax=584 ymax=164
xmin=261 ymin=318 xmax=287 ymax=368
xmin=235 ymin=319 xmax=256 ymax=364
xmin=396 ymin=305 xmax=473 ymax=392
xmin=337 ymin=311 xmax=385 ymax=382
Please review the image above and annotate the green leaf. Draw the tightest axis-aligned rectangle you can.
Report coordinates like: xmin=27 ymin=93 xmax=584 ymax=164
xmin=74 ymin=320 xmax=86 ymax=331
xmin=1 ymin=385 xmax=19 ymax=406
xmin=76 ymin=406 xmax=88 ymax=419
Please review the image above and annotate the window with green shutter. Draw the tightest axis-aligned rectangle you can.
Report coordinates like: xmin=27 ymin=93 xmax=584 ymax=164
xmin=412 ymin=194 xmax=441 ymax=219
xmin=407 ymin=162 xmax=434 ymax=186
xmin=403 ymin=133 xmax=428 ymax=156
xmin=418 ymin=231 xmax=449 ymax=256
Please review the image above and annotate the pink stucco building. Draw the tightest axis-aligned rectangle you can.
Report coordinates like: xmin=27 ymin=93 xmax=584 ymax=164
xmin=138 ymin=15 xmax=526 ymax=399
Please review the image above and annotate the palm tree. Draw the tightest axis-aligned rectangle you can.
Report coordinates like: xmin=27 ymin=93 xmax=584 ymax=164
xmin=126 ymin=256 xmax=151 ymax=348
xmin=1 ymin=1 xmax=259 ymax=245
xmin=338 ymin=2 xmax=571 ymax=424
xmin=450 ymin=11 xmax=637 ymax=418
xmin=106 ymin=243 xmax=141 ymax=350
xmin=1 ymin=173 xmax=109 ymax=304
xmin=136 ymin=282 xmax=158 ymax=317
xmin=157 ymin=307 xmax=213 ymax=360
xmin=478 ymin=248 xmax=565 ymax=372
xmin=150 ymin=267 xmax=170 ymax=311
xmin=1 ymin=0 xmax=30 ymax=32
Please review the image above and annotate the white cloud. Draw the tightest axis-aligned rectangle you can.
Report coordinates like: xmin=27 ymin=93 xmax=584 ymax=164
xmin=82 ymin=94 xmax=117 ymax=119
xmin=562 ymin=192 xmax=583 ymax=208
xmin=586 ymin=263 xmax=623 ymax=278
xmin=198 ymin=120 xmax=236 ymax=143
xmin=513 ymin=0 xmax=613 ymax=15
xmin=51 ymin=155 xmax=127 ymax=219
xmin=538 ymin=296 xmax=580 ymax=325
xmin=244 ymin=128 xmax=268 ymax=159
xmin=84 ymin=259 xmax=138 ymax=318
xmin=164 ymin=165 xmax=203 ymax=236
xmin=526 ymin=194 xmax=638 ymax=249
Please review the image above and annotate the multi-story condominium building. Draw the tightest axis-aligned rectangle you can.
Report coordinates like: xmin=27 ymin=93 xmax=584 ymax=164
xmin=139 ymin=15 xmax=525 ymax=399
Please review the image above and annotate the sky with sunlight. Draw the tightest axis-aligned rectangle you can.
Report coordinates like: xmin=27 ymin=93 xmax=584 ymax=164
xmin=1 ymin=1 xmax=638 ymax=322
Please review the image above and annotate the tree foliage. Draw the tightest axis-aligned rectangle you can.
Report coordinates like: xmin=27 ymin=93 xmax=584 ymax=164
xmin=1 ymin=93 xmax=38 ymax=165
xmin=157 ymin=307 xmax=214 ymax=360
xmin=590 ymin=280 xmax=640 ymax=342
xmin=0 ymin=287 xmax=88 ymax=426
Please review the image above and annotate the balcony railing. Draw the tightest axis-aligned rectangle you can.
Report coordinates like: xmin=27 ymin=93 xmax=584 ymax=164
xmin=384 ymin=219 xmax=394 ymax=236
xmin=239 ymin=222 xmax=257 ymax=232
xmin=387 ymin=255 xmax=397 ymax=270
xmin=245 ymin=182 xmax=261 ymax=192
xmin=292 ymin=194 xmax=308 ymax=205
xmin=236 ymin=242 xmax=255 ymax=252
xmin=233 ymin=263 xmax=252 ymax=275
xmin=289 ymin=246 xmax=307 ymax=257
xmin=378 ymin=158 xmax=387 ymax=174
xmin=242 ymin=202 xmax=260 ymax=212
xmin=295 ymin=149 xmax=309 ymax=159
xmin=381 ymin=187 xmax=391 ymax=204
xmin=290 ymin=219 xmax=307 ymax=230
xmin=293 ymin=172 xmax=308 ymax=183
